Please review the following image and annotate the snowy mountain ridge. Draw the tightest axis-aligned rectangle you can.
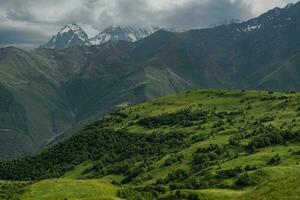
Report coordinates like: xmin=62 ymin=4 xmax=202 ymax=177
xmin=41 ymin=25 xmax=163 ymax=49
xmin=90 ymin=26 xmax=160 ymax=45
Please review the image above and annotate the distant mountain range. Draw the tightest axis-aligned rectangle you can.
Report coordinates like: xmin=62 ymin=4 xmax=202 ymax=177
xmin=1 ymin=2 xmax=300 ymax=158
xmin=41 ymin=25 xmax=162 ymax=49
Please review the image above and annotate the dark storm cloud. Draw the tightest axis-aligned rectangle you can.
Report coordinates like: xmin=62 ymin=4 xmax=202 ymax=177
xmin=0 ymin=29 xmax=46 ymax=47
xmin=0 ymin=0 xmax=298 ymax=48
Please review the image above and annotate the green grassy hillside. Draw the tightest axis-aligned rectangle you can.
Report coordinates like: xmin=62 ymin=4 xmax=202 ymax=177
xmin=21 ymin=179 xmax=120 ymax=200
xmin=1 ymin=89 xmax=300 ymax=199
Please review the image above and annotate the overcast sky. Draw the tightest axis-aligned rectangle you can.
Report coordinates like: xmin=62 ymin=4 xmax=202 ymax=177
xmin=0 ymin=0 xmax=298 ymax=48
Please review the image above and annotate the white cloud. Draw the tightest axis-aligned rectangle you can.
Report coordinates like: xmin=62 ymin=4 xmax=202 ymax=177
xmin=244 ymin=0 xmax=299 ymax=15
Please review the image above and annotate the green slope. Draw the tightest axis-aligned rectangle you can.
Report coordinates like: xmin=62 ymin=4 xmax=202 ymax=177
xmin=237 ymin=166 xmax=300 ymax=200
xmin=21 ymin=179 xmax=120 ymax=200
xmin=0 ymin=47 xmax=75 ymax=159
xmin=1 ymin=89 xmax=300 ymax=199
xmin=0 ymin=179 xmax=119 ymax=200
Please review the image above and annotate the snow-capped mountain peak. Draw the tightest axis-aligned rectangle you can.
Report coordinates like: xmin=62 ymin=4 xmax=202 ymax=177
xmin=40 ymin=24 xmax=90 ymax=49
xmin=89 ymin=26 xmax=160 ymax=45
xmin=41 ymin=24 xmax=167 ymax=49
xmin=59 ymin=24 xmax=82 ymax=35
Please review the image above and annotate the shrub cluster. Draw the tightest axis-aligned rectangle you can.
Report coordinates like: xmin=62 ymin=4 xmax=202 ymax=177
xmin=248 ymin=130 xmax=300 ymax=150
xmin=138 ymin=109 xmax=208 ymax=128
xmin=0 ymin=129 xmax=190 ymax=181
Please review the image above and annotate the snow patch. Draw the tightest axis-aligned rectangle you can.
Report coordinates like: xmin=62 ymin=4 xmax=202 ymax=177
xmin=243 ymin=24 xmax=262 ymax=32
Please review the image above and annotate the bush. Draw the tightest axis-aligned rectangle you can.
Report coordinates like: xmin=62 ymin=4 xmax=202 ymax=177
xmin=229 ymin=137 xmax=240 ymax=146
xmin=216 ymin=167 xmax=244 ymax=179
xmin=235 ymin=173 xmax=257 ymax=188
xmin=159 ymin=190 xmax=200 ymax=200
xmin=157 ymin=169 xmax=190 ymax=184
xmin=244 ymin=165 xmax=257 ymax=171
xmin=267 ymin=154 xmax=281 ymax=165
xmin=193 ymin=154 xmax=210 ymax=165
xmin=164 ymin=155 xmax=183 ymax=166
xmin=138 ymin=109 xmax=208 ymax=128
xmin=248 ymin=130 xmax=299 ymax=150
xmin=122 ymin=164 xmax=145 ymax=184
xmin=111 ymin=180 xmax=122 ymax=186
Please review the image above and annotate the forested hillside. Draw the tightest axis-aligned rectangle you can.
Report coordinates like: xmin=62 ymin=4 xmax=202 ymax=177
xmin=1 ymin=89 xmax=300 ymax=200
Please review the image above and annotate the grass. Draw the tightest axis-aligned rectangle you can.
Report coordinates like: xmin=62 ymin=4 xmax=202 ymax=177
xmin=220 ymin=144 xmax=300 ymax=170
xmin=237 ymin=166 xmax=300 ymax=200
xmin=196 ymin=189 xmax=246 ymax=200
xmin=21 ymin=179 xmax=120 ymax=200
xmin=63 ymin=162 xmax=93 ymax=179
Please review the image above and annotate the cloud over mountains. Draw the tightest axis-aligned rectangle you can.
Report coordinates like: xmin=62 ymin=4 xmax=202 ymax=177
xmin=0 ymin=0 xmax=298 ymax=48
